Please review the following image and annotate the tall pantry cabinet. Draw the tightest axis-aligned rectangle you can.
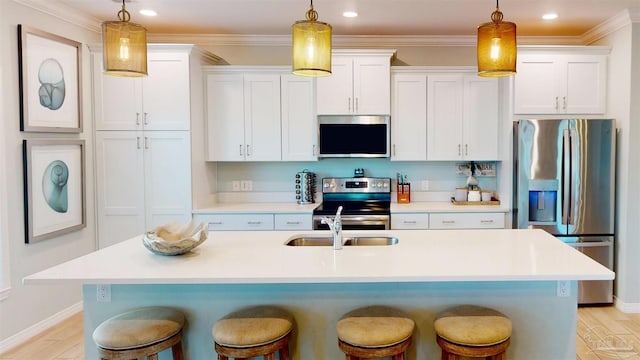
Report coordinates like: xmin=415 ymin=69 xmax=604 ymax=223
xmin=90 ymin=44 xmax=221 ymax=248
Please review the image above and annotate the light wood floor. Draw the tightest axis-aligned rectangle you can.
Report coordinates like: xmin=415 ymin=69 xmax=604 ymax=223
xmin=1 ymin=306 xmax=639 ymax=359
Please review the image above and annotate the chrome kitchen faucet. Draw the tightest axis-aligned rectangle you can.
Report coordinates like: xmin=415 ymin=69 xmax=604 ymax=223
xmin=321 ymin=206 xmax=343 ymax=250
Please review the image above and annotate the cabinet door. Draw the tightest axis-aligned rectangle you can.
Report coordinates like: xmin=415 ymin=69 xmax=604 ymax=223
xmin=244 ymin=74 xmax=282 ymax=161
xmin=95 ymin=131 xmax=145 ymax=248
xmin=274 ymin=214 xmax=312 ymax=230
xmin=316 ymin=56 xmax=353 ymax=114
xmin=143 ymin=131 xmax=192 ymax=229
xmin=463 ymin=76 xmax=499 ymax=160
xmin=281 ymin=74 xmax=317 ymax=161
xmin=206 ymin=74 xmax=245 ymax=161
xmin=93 ymin=54 xmax=142 ymax=131
xmin=391 ymin=213 xmax=428 ymax=229
xmin=353 ymin=56 xmax=391 ymax=115
xmin=142 ymin=51 xmax=191 ymax=130
xmin=427 ymin=75 xmax=463 ymax=160
xmin=430 ymin=212 xmax=505 ymax=229
xmin=513 ymin=55 xmax=560 ymax=114
xmin=563 ymin=55 xmax=607 ymax=114
xmin=391 ymin=73 xmax=427 ymax=161
xmin=193 ymin=214 xmax=274 ymax=231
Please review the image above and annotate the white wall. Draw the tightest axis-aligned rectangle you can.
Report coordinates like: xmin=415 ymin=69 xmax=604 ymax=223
xmin=0 ymin=0 xmax=100 ymax=348
xmin=592 ymin=15 xmax=640 ymax=311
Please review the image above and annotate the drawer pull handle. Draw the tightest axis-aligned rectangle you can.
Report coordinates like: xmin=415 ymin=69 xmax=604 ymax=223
xmin=286 ymin=221 xmax=301 ymax=225
xmin=481 ymin=220 xmax=494 ymax=223
xmin=442 ymin=220 xmax=456 ymax=224
xmin=247 ymin=221 xmax=262 ymax=225
xmin=403 ymin=220 xmax=417 ymax=224
xmin=209 ymin=221 xmax=223 ymax=225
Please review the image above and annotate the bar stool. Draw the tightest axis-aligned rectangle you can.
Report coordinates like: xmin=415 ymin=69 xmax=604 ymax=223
xmin=212 ymin=305 xmax=294 ymax=360
xmin=434 ymin=305 xmax=512 ymax=360
xmin=92 ymin=306 xmax=185 ymax=360
xmin=336 ymin=305 xmax=415 ymax=360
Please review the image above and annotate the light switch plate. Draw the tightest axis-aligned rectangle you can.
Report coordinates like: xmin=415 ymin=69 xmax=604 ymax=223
xmin=232 ymin=181 xmax=241 ymax=191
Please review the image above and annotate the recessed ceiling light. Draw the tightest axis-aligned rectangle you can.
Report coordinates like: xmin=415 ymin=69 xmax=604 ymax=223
xmin=342 ymin=11 xmax=358 ymax=18
xmin=542 ymin=13 xmax=558 ymax=20
xmin=139 ymin=9 xmax=157 ymax=17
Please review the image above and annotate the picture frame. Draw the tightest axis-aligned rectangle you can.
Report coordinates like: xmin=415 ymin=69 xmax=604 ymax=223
xmin=23 ymin=140 xmax=86 ymax=243
xmin=18 ymin=24 xmax=83 ymax=133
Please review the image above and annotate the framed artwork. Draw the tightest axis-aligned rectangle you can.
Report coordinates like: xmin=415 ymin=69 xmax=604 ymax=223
xmin=23 ymin=140 xmax=86 ymax=243
xmin=18 ymin=24 xmax=83 ymax=133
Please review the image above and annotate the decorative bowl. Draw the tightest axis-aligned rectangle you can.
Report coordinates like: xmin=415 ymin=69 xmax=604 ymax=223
xmin=142 ymin=220 xmax=208 ymax=256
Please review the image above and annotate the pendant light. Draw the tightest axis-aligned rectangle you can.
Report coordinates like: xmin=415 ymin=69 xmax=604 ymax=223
xmin=292 ymin=0 xmax=332 ymax=77
xmin=477 ymin=0 xmax=517 ymax=77
xmin=102 ymin=0 xmax=148 ymax=77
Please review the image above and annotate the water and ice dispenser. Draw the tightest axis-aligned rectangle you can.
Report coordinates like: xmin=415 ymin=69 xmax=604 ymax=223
xmin=527 ymin=180 xmax=558 ymax=224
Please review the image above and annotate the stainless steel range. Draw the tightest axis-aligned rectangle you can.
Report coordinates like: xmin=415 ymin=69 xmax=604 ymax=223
xmin=312 ymin=177 xmax=391 ymax=230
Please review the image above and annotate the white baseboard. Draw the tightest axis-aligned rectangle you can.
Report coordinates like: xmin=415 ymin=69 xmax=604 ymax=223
xmin=614 ymin=297 xmax=640 ymax=313
xmin=0 ymin=301 xmax=83 ymax=354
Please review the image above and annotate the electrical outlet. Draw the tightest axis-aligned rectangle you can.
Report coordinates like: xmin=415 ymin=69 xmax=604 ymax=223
xmin=557 ymin=280 xmax=570 ymax=297
xmin=421 ymin=180 xmax=430 ymax=191
xmin=232 ymin=180 xmax=241 ymax=191
xmin=97 ymin=284 xmax=111 ymax=302
xmin=241 ymin=180 xmax=252 ymax=191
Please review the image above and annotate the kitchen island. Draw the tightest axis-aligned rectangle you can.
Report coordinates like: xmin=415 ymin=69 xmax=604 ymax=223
xmin=24 ymin=229 xmax=613 ymax=359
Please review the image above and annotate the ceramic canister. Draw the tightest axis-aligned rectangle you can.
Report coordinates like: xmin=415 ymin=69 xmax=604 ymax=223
xmin=454 ymin=187 xmax=468 ymax=202
xmin=467 ymin=189 xmax=481 ymax=202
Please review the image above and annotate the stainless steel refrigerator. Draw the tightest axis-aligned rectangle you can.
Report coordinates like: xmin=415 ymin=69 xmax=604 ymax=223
xmin=513 ymin=119 xmax=615 ymax=304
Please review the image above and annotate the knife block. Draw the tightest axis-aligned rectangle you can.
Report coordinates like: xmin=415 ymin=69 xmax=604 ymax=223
xmin=397 ymin=184 xmax=410 ymax=204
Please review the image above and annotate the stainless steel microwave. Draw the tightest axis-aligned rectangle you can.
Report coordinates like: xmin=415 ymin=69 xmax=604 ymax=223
xmin=317 ymin=115 xmax=390 ymax=158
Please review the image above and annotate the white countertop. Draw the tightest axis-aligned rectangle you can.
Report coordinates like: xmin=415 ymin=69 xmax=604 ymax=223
xmin=24 ymin=229 xmax=613 ymax=285
xmin=193 ymin=201 xmax=509 ymax=214
xmin=390 ymin=201 xmax=510 ymax=213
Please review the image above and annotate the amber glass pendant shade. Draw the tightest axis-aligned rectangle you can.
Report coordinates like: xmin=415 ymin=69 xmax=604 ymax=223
xmin=477 ymin=6 xmax=517 ymax=77
xmin=102 ymin=1 xmax=147 ymax=77
xmin=292 ymin=2 xmax=332 ymax=77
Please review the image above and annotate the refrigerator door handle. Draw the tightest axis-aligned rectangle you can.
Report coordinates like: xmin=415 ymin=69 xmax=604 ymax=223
xmin=562 ymin=129 xmax=571 ymax=225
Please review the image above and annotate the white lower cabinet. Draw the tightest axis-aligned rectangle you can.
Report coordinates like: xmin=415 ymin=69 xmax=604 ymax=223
xmin=391 ymin=213 xmax=429 ymax=230
xmin=95 ymin=131 xmax=192 ymax=248
xmin=275 ymin=214 xmax=312 ymax=231
xmin=429 ymin=212 xmax=505 ymax=229
xmin=193 ymin=214 xmax=275 ymax=231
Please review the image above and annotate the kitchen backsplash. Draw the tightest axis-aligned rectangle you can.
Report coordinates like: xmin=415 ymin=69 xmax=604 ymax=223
xmin=211 ymin=159 xmax=498 ymax=203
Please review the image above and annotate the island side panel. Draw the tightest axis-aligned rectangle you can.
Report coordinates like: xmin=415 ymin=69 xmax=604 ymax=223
xmin=83 ymin=281 xmax=578 ymax=359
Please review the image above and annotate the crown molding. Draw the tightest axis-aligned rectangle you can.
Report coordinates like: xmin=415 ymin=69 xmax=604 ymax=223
xmin=12 ymin=0 xmax=101 ymax=32
xmin=149 ymin=33 xmax=584 ymax=47
xmin=581 ymin=9 xmax=635 ymax=44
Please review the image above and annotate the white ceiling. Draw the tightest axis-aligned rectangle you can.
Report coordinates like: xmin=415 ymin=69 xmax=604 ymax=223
xmin=48 ymin=0 xmax=640 ymax=37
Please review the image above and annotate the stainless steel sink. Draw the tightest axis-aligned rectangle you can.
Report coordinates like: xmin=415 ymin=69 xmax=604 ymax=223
xmin=285 ymin=235 xmax=398 ymax=246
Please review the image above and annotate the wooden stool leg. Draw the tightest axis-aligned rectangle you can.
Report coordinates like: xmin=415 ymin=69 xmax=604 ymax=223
xmin=217 ymin=355 xmax=228 ymax=360
xmin=279 ymin=346 xmax=290 ymax=360
xmin=148 ymin=354 xmax=159 ymax=360
xmin=345 ymin=355 xmax=358 ymax=360
xmin=264 ymin=353 xmax=276 ymax=360
xmin=392 ymin=352 xmax=405 ymax=360
xmin=172 ymin=340 xmax=183 ymax=360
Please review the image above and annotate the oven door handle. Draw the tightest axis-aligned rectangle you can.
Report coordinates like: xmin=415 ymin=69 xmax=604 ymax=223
xmin=339 ymin=216 xmax=390 ymax=225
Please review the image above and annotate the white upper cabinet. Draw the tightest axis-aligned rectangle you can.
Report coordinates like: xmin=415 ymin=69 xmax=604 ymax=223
xmin=427 ymin=74 xmax=499 ymax=161
xmin=514 ymin=51 xmax=608 ymax=114
xmin=206 ymin=71 xmax=282 ymax=161
xmin=391 ymin=72 xmax=427 ymax=161
xmin=94 ymin=131 xmax=192 ymax=248
xmin=316 ymin=49 xmax=395 ymax=115
xmin=281 ymin=74 xmax=317 ymax=161
xmin=94 ymin=49 xmax=191 ymax=130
